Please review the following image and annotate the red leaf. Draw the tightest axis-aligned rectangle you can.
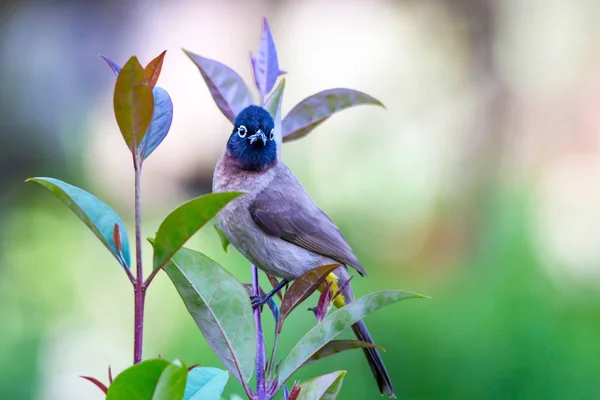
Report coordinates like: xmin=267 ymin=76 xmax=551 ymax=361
xmin=113 ymin=223 xmax=122 ymax=255
xmin=288 ymin=382 xmax=301 ymax=400
xmin=277 ymin=263 xmax=341 ymax=333
xmin=80 ymin=376 xmax=108 ymax=394
xmin=145 ymin=50 xmax=166 ymax=89
xmin=187 ymin=364 xmax=200 ymax=371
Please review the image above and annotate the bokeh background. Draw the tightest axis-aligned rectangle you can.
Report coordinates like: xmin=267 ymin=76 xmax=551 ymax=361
xmin=2 ymin=0 xmax=600 ymax=398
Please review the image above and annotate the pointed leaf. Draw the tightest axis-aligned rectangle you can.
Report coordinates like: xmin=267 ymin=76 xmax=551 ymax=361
xmin=302 ymin=340 xmax=383 ymax=367
xmin=183 ymin=367 xmax=229 ymax=400
xmin=278 ymin=290 xmax=426 ymax=386
xmin=282 ymin=89 xmax=384 ymax=142
xmin=277 ymin=264 xmax=341 ymax=333
xmin=288 ymin=383 xmax=302 ymax=400
xmin=114 ymin=56 xmax=154 ymax=158
xmin=213 ymin=223 xmax=231 ymax=253
xmin=163 ymin=247 xmax=256 ymax=384
xmin=99 ymin=54 xmax=121 ymax=76
xmin=297 ymin=371 xmax=346 ymax=400
xmin=153 ymin=362 xmax=188 ymax=400
xmin=153 ymin=192 xmax=243 ymax=271
xmin=106 ymin=359 xmax=187 ymax=400
xmin=264 ymin=78 xmax=285 ymax=159
xmin=80 ymin=376 xmax=108 ymax=394
xmin=145 ymin=50 xmax=166 ymax=89
xmin=139 ymin=87 xmax=173 ymax=160
xmin=184 ymin=49 xmax=254 ymax=123
xmin=251 ymin=17 xmax=284 ymax=99
xmin=26 ymin=177 xmax=131 ymax=269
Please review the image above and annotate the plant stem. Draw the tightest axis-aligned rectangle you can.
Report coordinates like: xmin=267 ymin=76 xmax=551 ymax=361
xmin=266 ymin=330 xmax=279 ymax=381
xmin=252 ymin=264 xmax=267 ymax=400
xmin=133 ymin=165 xmax=145 ymax=364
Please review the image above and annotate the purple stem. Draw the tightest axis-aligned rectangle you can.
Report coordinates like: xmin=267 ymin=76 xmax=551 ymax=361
xmin=133 ymin=165 xmax=145 ymax=364
xmin=252 ymin=264 xmax=267 ymax=399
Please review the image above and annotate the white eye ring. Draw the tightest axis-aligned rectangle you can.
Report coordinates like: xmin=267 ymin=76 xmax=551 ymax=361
xmin=237 ymin=125 xmax=247 ymax=138
xmin=269 ymin=129 xmax=275 ymax=140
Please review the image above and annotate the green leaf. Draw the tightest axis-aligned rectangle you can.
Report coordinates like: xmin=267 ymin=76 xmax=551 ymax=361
xmin=213 ymin=223 xmax=231 ymax=253
xmin=264 ymin=78 xmax=285 ymax=159
xmin=153 ymin=362 xmax=188 ymax=400
xmin=278 ymin=290 xmax=426 ymax=385
xmin=163 ymin=247 xmax=256 ymax=384
xmin=183 ymin=367 xmax=229 ymax=400
xmin=282 ymin=89 xmax=384 ymax=142
xmin=301 ymin=340 xmax=383 ymax=367
xmin=106 ymin=359 xmax=187 ymax=400
xmin=277 ymin=264 xmax=341 ymax=333
xmin=297 ymin=371 xmax=346 ymax=400
xmin=152 ymin=192 xmax=244 ymax=271
xmin=114 ymin=56 xmax=154 ymax=159
xmin=26 ymin=177 xmax=131 ymax=269
xmin=184 ymin=49 xmax=254 ymax=123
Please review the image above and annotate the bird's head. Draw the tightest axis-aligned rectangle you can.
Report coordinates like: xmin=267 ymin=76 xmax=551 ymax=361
xmin=227 ymin=105 xmax=277 ymax=171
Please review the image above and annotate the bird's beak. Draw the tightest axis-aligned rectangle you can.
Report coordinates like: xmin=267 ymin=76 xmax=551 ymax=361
xmin=249 ymin=130 xmax=267 ymax=146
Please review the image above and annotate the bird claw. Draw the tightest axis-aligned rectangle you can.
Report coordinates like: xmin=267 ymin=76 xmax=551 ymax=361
xmin=250 ymin=295 xmax=266 ymax=310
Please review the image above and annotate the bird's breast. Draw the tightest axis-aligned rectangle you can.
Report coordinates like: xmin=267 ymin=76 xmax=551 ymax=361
xmin=212 ymin=154 xmax=334 ymax=280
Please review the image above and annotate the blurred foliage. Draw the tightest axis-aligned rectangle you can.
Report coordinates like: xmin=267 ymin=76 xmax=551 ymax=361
xmin=3 ymin=0 xmax=600 ymax=399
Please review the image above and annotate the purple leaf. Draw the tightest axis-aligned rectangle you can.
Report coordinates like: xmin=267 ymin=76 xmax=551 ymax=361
xmin=184 ymin=49 xmax=254 ymax=123
xmin=251 ymin=17 xmax=285 ymax=100
xmin=139 ymin=87 xmax=173 ymax=160
xmin=282 ymin=88 xmax=385 ymax=142
xmin=310 ymin=280 xmax=332 ymax=323
xmin=277 ymin=263 xmax=341 ymax=333
xmin=99 ymin=54 xmax=121 ymax=76
xmin=301 ymin=340 xmax=383 ymax=367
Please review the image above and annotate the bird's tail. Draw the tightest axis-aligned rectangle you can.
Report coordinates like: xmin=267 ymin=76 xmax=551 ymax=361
xmin=323 ymin=267 xmax=396 ymax=398
xmin=351 ymin=319 xmax=397 ymax=398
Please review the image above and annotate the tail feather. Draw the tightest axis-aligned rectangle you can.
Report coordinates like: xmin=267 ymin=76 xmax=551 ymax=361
xmin=352 ymin=320 xmax=396 ymax=398
xmin=325 ymin=267 xmax=396 ymax=397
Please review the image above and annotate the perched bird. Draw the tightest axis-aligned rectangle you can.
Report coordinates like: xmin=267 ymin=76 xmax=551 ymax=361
xmin=213 ymin=105 xmax=396 ymax=398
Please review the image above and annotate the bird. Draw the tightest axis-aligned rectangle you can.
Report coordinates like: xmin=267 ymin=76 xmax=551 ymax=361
xmin=212 ymin=104 xmax=396 ymax=398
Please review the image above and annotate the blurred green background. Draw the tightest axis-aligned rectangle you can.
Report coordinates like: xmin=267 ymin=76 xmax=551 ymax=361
xmin=2 ymin=0 xmax=600 ymax=399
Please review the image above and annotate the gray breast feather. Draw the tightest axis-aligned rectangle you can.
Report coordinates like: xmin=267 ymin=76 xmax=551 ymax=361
xmin=213 ymin=154 xmax=336 ymax=280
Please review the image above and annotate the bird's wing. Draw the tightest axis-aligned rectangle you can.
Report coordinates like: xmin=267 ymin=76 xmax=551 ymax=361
xmin=249 ymin=165 xmax=366 ymax=276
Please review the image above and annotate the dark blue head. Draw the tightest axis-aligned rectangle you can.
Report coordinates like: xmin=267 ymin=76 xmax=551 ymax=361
xmin=227 ymin=105 xmax=277 ymax=171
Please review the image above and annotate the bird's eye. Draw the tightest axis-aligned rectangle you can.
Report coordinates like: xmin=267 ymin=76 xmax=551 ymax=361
xmin=269 ymin=129 xmax=275 ymax=140
xmin=237 ymin=125 xmax=247 ymax=138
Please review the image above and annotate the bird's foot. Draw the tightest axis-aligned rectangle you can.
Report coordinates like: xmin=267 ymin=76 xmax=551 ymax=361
xmin=250 ymin=294 xmax=267 ymax=310
xmin=250 ymin=279 xmax=289 ymax=310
